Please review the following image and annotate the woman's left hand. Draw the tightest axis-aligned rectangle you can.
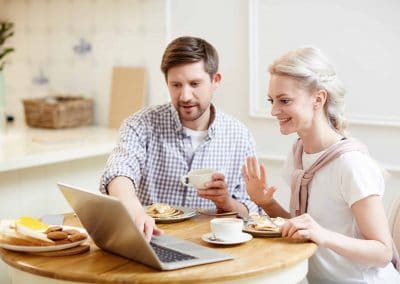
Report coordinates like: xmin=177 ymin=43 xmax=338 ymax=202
xmin=280 ymin=213 xmax=330 ymax=246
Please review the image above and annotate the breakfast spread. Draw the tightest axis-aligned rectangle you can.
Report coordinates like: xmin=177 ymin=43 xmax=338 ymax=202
xmin=146 ymin=203 xmax=184 ymax=218
xmin=0 ymin=216 xmax=87 ymax=247
xmin=246 ymin=214 xmax=286 ymax=232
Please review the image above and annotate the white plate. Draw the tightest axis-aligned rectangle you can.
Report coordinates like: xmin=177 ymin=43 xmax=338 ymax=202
xmin=0 ymin=226 xmax=87 ymax=252
xmin=146 ymin=206 xmax=197 ymax=223
xmin=201 ymin=232 xmax=252 ymax=245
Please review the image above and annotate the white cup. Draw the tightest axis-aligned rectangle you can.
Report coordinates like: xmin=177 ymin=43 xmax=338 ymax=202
xmin=210 ymin=218 xmax=244 ymax=242
xmin=180 ymin=168 xmax=216 ymax=189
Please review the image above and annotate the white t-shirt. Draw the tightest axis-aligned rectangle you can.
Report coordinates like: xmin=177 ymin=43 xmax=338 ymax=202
xmin=184 ymin=127 xmax=208 ymax=150
xmin=283 ymin=145 xmax=400 ymax=284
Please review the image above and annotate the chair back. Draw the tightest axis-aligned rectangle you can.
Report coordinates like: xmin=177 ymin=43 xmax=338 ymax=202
xmin=389 ymin=194 xmax=400 ymax=254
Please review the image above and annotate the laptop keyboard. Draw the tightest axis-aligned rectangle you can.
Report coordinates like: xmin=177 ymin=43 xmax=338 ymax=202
xmin=150 ymin=242 xmax=197 ymax=263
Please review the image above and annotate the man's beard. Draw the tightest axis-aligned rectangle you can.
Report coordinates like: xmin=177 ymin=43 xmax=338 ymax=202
xmin=178 ymin=102 xmax=208 ymax=122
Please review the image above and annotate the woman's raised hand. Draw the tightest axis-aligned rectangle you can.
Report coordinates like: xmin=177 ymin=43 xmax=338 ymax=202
xmin=242 ymin=157 xmax=276 ymax=207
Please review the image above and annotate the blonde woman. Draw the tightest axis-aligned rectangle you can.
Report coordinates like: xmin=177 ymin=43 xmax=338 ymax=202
xmin=243 ymin=47 xmax=400 ymax=283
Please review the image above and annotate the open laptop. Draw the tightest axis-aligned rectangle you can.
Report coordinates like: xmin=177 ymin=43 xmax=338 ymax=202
xmin=57 ymin=182 xmax=233 ymax=270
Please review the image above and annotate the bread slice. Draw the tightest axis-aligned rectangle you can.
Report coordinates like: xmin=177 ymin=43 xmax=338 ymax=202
xmin=15 ymin=223 xmax=55 ymax=246
xmin=0 ymin=220 xmax=55 ymax=246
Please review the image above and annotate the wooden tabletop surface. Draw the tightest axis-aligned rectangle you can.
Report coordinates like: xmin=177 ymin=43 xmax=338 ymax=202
xmin=0 ymin=213 xmax=317 ymax=283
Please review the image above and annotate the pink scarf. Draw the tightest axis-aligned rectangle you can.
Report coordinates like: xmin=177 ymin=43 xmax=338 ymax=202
xmin=290 ymin=138 xmax=400 ymax=271
xmin=290 ymin=138 xmax=368 ymax=216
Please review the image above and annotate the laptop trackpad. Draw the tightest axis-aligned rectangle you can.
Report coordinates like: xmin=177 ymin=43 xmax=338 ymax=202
xmin=151 ymin=234 xmax=222 ymax=258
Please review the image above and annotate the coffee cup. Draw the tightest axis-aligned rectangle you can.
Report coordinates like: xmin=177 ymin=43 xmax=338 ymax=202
xmin=210 ymin=218 xmax=244 ymax=242
xmin=180 ymin=168 xmax=216 ymax=189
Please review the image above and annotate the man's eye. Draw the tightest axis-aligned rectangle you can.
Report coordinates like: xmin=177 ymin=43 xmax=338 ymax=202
xmin=190 ymin=82 xmax=199 ymax=87
xmin=172 ymin=84 xmax=181 ymax=88
xmin=281 ymin=99 xmax=290 ymax=104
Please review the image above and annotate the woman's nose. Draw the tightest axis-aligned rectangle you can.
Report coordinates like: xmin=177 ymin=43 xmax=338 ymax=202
xmin=270 ymin=103 xmax=280 ymax=116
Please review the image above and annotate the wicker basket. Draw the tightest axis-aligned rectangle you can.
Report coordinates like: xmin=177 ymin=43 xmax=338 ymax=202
xmin=22 ymin=96 xmax=94 ymax=128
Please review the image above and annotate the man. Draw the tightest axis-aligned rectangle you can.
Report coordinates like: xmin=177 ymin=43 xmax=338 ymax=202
xmin=100 ymin=36 xmax=257 ymax=241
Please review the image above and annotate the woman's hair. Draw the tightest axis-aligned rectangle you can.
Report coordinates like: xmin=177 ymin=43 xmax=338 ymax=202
xmin=161 ymin=36 xmax=219 ymax=81
xmin=269 ymin=47 xmax=347 ymax=135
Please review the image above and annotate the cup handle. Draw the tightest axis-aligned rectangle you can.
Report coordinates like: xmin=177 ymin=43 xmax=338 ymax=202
xmin=180 ymin=175 xmax=189 ymax=186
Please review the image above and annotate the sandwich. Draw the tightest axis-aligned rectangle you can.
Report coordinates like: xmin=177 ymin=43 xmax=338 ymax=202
xmin=146 ymin=203 xmax=183 ymax=218
xmin=247 ymin=214 xmax=286 ymax=232
xmin=0 ymin=217 xmax=55 ymax=246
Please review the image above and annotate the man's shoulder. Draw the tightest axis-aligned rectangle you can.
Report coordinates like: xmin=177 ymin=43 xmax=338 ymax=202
xmin=136 ymin=103 xmax=171 ymax=117
xmin=126 ymin=103 xmax=171 ymax=122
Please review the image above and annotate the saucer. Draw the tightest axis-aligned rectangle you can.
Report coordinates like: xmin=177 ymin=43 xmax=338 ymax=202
xmin=201 ymin=232 xmax=252 ymax=245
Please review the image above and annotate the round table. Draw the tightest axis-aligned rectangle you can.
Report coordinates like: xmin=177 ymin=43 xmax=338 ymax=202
xmin=0 ymin=213 xmax=317 ymax=283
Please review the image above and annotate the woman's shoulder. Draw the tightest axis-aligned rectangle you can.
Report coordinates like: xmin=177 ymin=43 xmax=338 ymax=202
xmin=335 ymin=151 xmax=385 ymax=186
xmin=338 ymin=151 xmax=381 ymax=170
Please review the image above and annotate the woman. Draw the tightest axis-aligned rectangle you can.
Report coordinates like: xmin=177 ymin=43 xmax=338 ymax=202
xmin=243 ymin=47 xmax=400 ymax=283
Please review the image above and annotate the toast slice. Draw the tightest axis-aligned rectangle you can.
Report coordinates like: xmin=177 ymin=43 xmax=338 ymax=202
xmin=0 ymin=219 xmax=55 ymax=246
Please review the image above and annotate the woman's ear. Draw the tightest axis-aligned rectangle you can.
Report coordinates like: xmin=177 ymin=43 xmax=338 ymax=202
xmin=314 ymin=89 xmax=328 ymax=109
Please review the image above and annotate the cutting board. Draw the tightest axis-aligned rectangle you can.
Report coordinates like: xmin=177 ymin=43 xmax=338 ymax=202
xmin=27 ymin=244 xmax=90 ymax=257
xmin=108 ymin=67 xmax=147 ymax=128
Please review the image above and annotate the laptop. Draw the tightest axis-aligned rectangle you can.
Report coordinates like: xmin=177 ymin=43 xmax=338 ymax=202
xmin=57 ymin=182 xmax=233 ymax=270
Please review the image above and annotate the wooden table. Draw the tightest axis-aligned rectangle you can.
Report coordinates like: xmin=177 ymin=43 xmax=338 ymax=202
xmin=0 ymin=213 xmax=317 ymax=284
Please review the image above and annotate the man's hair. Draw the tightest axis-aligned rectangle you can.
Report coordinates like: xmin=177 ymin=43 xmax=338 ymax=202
xmin=161 ymin=36 xmax=219 ymax=81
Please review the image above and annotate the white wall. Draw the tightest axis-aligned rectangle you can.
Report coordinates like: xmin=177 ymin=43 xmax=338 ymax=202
xmin=167 ymin=0 xmax=400 ymax=210
xmin=0 ymin=0 xmax=167 ymax=126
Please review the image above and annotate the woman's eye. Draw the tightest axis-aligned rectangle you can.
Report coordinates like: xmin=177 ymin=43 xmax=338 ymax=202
xmin=281 ymin=99 xmax=290 ymax=104
xmin=267 ymin=98 xmax=273 ymax=104
xmin=190 ymin=82 xmax=199 ymax=87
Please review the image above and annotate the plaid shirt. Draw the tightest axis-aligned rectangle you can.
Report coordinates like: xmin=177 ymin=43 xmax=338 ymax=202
xmin=100 ymin=103 xmax=257 ymax=212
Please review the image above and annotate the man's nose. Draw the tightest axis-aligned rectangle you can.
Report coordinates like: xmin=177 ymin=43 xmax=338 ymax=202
xmin=180 ymin=85 xmax=193 ymax=102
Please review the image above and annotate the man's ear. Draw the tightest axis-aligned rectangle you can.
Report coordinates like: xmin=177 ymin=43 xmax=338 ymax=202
xmin=212 ymin=72 xmax=222 ymax=89
xmin=314 ymin=89 xmax=327 ymax=109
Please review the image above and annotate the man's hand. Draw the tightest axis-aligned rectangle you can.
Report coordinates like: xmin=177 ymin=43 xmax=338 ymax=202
xmin=128 ymin=207 xmax=163 ymax=242
xmin=197 ymin=172 xmax=236 ymax=212
xmin=108 ymin=176 xmax=163 ymax=242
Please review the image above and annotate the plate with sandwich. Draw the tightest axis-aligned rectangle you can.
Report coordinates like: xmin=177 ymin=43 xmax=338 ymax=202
xmin=145 ymin=203 xmax=196 ymax=223
xmin=243 ymin=215 xmax=286 ymax=237
xmin=0 ymin=216 xmax=88 ymax=252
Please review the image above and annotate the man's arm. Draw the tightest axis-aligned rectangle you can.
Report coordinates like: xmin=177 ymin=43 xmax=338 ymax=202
xmin=99 ymin=116 xmax=163 ymax=240
xmin=108 ymin=176 xmax=162 ymax=241
xmin=198 ymin=127 xmax=259 ymax=217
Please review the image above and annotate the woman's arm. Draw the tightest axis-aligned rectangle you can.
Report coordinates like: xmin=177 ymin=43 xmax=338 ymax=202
xmin=281 ymin=195 xmax=393 ymax=267
xmin=242 ymin=157 xmax=291 ymax=218
xmin=329 ymin=195 xmax=392 ymax=267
